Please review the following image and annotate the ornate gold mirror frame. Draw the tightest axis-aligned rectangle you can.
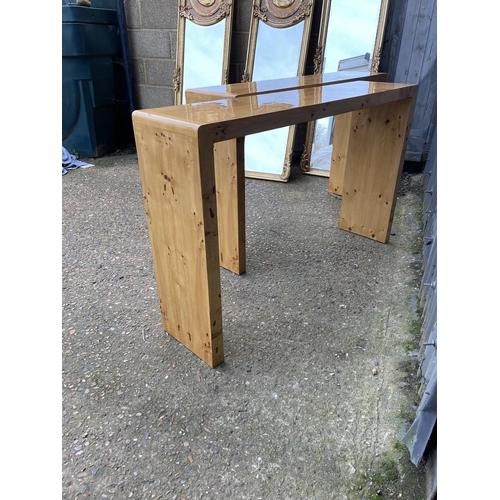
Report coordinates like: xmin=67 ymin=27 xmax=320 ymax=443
xmin=174 ymin=0 xmax=233 ymax=105
xmin=242 ymin=0 xmax=315 ymax=181
xmin=300 ymin=0 xmax=390 ymax=177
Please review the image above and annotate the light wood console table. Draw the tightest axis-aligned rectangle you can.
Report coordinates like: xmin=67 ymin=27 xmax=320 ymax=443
xmin=132 ymin=80 xmax=418 ymax=367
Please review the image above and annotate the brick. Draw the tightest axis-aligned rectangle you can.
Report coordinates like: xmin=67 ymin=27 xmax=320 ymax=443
xmin=145 ymin=58 xmax=177 ymax=86
xmin=135 ymin=85 xmax=175 ymax=109
xmin=123 ymin=0 xmax=140 ymax=29
xmin=128 ymin=29 xmax=172 ymax=59
xmin=140 ymin=0 xmax=178 ymax=29
xmin=130 ymin=57 xmax=146 ymax=85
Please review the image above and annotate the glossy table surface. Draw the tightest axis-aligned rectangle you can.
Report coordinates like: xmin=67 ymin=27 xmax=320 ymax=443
xmin=185 ymin=70 xmax=387 ymax=100
xmin=136 ymin=81 xmax=416 ymax=138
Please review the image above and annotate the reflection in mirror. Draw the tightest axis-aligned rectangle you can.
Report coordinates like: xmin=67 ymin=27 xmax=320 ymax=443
xmin=243 ymin=0 xmax=314 ymax=181
xmin=301 ymin=0 xmax=389 ymax=176
xmin=175 ymin=0 xmax=233 ymax=106
xmin=252 ymin=21 xmax=304 ymax=81
xmin=182 ymin=22 xmax=224 ymax=103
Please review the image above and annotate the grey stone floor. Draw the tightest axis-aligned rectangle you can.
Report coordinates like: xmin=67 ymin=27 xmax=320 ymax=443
xmin=62 ymin=150 xmax=429 ymax=499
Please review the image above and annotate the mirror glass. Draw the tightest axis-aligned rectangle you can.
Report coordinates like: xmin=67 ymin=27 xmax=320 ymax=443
xmin=243 ymin=0 xmax=314 ymax=181
xmin=175 ymin=0 xmax=233 ymax=106
xmin=245 ymin=21 xmax=304 ymax=179
xmin=305 ymin=0 xmax=387 ymax=175
xmin=182 ymin=21 xmax=225 ymax=104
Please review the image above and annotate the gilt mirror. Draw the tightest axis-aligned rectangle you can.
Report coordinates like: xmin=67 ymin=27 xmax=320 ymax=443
xmin=242 ymin=0 xmax=315 ymax=181
xmin=174 ymin=0 xmax=233 ymax=105
xmin=300 ymin=0 xmax=389 ymax=176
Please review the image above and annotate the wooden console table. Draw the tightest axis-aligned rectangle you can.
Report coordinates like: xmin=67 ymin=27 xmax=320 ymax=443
xmin=184 ymin=71 xmax=388 ymax=275
xmin=132 ymin=80 xmax=418 ymax=367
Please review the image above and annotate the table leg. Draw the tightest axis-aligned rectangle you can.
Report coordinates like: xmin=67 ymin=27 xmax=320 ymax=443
xmin=214 ymin=138 xmax=246 ymax=275
xmin=134 ymin=122 xmax=224 ymax=367
xmin=338 ymin=98 xmax=413 ymax=243
xmin=327 ymin=112 xmax=353 ymax=196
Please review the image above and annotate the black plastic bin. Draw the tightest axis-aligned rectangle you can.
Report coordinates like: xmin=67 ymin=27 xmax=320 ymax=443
xmin=62 ymin=2 xmax=121 ymax=158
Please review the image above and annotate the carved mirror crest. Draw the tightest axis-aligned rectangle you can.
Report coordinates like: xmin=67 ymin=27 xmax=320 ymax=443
xmin=300 ymin=0 xmax=390 ymax=177
xmin=175 ymin=0 xmax=233 ymax=105
xmin=242 ymin=0 xmax=315 ymax=181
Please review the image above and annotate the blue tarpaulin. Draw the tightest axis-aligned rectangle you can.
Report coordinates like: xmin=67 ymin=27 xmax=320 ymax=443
xmin=62 ymin=147 xmax=94 ymax=175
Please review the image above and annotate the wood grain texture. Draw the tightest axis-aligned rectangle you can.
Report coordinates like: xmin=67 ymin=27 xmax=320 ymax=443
xmin=213 ymin=138 xmax=246 ymax=274
xmin=142 ymin=83 xmax=416 ymax=142
xmin=327 ymin=113 xmax=352 ymax=195
xmin=338 ymin=98 xmax=414 ymax=243
xmin=133 ymin=121 xmax=224 ymax=367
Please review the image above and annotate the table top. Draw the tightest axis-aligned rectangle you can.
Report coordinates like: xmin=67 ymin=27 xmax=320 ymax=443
xmin=134 ymin=81 xmax=417 ymax=142
xmin=184 ymin=71 xmax=387 ymax=101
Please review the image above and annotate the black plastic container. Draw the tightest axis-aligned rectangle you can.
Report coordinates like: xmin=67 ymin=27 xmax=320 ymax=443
xmin=62 ymin=2 xmax=121 ymax=157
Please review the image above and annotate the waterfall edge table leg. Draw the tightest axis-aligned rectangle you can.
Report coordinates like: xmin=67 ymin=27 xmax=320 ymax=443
xmin=214 ymin=138 xmax=246 ymax=275
xmin=328 ymin=112 xmax=353 ymax=196
xmin=338 ymin=98 xmax=414 ymax=243
xmin=133 ymin=120 xmax=224 ymax=367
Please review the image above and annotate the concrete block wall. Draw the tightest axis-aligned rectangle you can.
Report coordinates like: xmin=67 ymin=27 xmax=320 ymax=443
xmin=124 ymin=0 xmax=257 ymax=110
xmin=124 ymin=0 xmax=179 ymax=109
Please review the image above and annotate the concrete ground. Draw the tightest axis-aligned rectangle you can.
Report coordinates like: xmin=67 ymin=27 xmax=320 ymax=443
xmin=62 ymin=149 xmax=430 ymax=499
